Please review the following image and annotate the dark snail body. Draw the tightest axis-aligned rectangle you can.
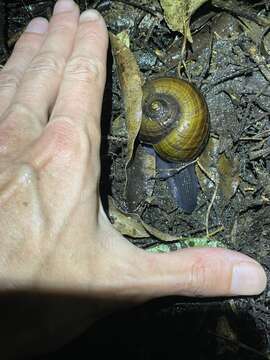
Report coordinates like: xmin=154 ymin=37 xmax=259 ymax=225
xmin=139 ymin=77 xmax=209 ymax=213
xmin=155 ymin=154 xmax=199 ymax=214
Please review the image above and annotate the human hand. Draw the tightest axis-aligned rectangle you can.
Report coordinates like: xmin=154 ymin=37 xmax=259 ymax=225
xmin=0 ymin=0 xmax=266 ymax=357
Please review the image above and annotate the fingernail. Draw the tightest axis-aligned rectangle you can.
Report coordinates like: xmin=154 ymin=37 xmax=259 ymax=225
xmin=80 ymin=9 xmax=100 ymax=22
xmin=231 ymin=262 xmax=267 ymax=295
xmin=53 ymin=0 xmax=75 ymax=14
xmin=25 ymin=18 xmax=48 ymax=34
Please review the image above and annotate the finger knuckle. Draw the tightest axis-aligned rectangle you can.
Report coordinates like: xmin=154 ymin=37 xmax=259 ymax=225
xmin=65 ymin=55 xmax=103 ymax=83
xmin=48 ymin=23 xmax=75 ymax=41
xmin=6 ymin=102 xmax=38 ymax=126
xmin=78 ymin=22 xmax=107 ymax=46
xmin=47 ymin=117 xmax=89 ymax=159
xmin=26 ymin=51 xmax=65 ymax=77
xmin=14 ymin=33 xmax=43 ymax=53
xmin=0 ymin=69 xmax=21 ymax=91
xmin=0 ymin=103 xmax=41 ymax=149
xmin=188 ymin=257 xmax=211 ymax=296
xmin=50 ymin=9 xmax=79 ymax=31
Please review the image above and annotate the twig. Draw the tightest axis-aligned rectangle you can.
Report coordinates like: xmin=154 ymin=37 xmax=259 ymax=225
xmin=156 ymin=159 xmax=197 ymax=180
xmin=240 ymin=129 xmax=270 ymax=141
xmin=197 ymin=161 xmax=219 ymax=237
xmin=197 ymin=160 xmax=215 ymax=183
xmin=197 ymin=28 xmax=214 ymax=89
xmin=177 ymin=23 xmax=191 ymax=81
xmin=204 ymin=66 xmax=257 ymax=90
xmin=94 ymin=0 xmax=162 ymax=18
xmin=207 ymin=226 xmax=224 ymax=237
xmin=212 ymin=0 xmax=270 ymax=27
xmin=206 ymin=180 xmax=219 ymax=238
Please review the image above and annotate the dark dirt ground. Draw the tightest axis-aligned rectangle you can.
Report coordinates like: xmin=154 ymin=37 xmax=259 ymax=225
xmin=1 ymin=0 xmax=270 ymax=359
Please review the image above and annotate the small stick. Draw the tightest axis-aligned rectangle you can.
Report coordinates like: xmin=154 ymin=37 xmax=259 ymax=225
xmin=206 ymin=180 xmax=219 ymax=238
xmin=207 ymin=225 xmax=224 ymax=237
xmin=197 ymin=161 xmax=219 ymax=237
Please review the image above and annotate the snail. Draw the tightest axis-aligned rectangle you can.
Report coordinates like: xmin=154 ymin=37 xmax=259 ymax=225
xmin=139 ymin=77 xmax=210 ymax=213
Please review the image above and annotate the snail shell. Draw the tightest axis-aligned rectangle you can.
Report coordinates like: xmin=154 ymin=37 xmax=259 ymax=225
xmin=139 ymin=77 xmax=210 ymax=162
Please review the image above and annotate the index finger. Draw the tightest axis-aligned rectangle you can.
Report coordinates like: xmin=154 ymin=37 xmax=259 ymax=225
xmin=49 ymin=9 xmax=108 ymax=141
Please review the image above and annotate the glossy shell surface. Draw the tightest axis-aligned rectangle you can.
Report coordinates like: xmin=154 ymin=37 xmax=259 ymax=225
xmin=140 ymin=77 xmax=210 ymax=162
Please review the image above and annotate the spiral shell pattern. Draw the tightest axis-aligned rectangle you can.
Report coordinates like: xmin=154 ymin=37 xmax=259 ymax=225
xmin=139 ymin=77 xmax=209 ymax=162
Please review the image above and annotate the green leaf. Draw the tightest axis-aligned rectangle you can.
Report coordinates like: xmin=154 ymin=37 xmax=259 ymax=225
xmin=147 ymin=237 xmax=226 ymax=253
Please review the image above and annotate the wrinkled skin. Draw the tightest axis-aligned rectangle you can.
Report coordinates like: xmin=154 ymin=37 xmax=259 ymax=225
xmin=0 ymin=1 xmax=266 ymax=358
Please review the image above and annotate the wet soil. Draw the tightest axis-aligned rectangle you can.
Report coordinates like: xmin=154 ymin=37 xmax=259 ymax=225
xmin=1 ymin=0 xmax=270 ymax=359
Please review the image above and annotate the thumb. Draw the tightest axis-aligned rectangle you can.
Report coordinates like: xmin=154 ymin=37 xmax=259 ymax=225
xmin=131 ymin=247 xmax=267 ymax=299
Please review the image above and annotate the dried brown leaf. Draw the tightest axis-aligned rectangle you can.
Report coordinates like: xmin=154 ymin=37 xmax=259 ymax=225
xmin=108 ymin=197 xmax=149 ymax=238
xmin=141 ymin=221 xmax=184 ymax=242
xmin=217 ymin=153 xmax=240 ymax=202
xmin=125 ymin=145 xmax=156 ymax=212
xmin=110 ymin=33 xmax=143 ymax=172
xmin=160 ymin=0 xmax=208 ymax=42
